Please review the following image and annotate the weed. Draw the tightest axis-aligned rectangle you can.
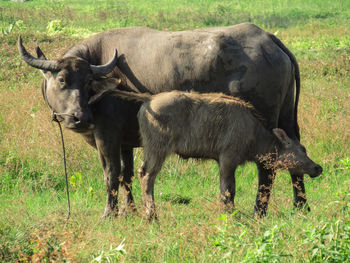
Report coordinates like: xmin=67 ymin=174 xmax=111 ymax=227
xmin=69 ymin=171 xmax=83 ymax=189
xmin=47 ymin=20 xmax=65 ymax=35
xmin=91 ymin=239 xmax=126 ymax=263
xmin=304 ymin=220 xmax=350 ymax=262
xmin=339 ymin=158 xmax=350 ymax=171
xmin=212 ymin=212 xmax=292 ymax=262
xmin=0 ymin=20 xmax=25 ymax=36
xmin=1 ymin=23 xmax=13 ymax=36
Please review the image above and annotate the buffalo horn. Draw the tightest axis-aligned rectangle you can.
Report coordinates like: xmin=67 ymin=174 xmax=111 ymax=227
xmin=90 ymin=49 xmax=118 ymax=75
xmin=17 ymin=36 xmax=59 ymax=71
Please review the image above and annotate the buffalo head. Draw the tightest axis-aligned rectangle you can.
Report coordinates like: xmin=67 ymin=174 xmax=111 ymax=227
xmin=272 ymin=129 xmax=323 ymax=178
xmin=18 ymin=36 xmax=119 ymax=133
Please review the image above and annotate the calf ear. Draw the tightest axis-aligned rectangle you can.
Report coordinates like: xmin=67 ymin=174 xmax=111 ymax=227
xmin=88 ymin=78 xmax=122 ymax=105
xmin=113 ymin=65 xmax=128 ymax=87
xmin=90 ymin=78 xmax=121 ymax=92
xmin=273 ymin=128 xmax=292 ymax=146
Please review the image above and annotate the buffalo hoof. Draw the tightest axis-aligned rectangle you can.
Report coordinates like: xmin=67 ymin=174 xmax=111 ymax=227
xmin=253 ymin=205 xmax=268 ymax=218
xmin=220 ymin=202 xmax=235 ymax=214
xmin=254 ymin=211 xmax=267 ymax=218
xmin=294 ymin=201 xmax=311 ymax=212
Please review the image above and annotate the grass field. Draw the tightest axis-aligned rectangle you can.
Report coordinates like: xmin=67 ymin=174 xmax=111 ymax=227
xmin=0 ymin=0 xmax=349 ymax=262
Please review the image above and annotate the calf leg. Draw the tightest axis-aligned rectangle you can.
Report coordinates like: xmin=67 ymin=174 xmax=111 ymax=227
xmin=138 ymin=151 xmax=166 ymax=220
xmin=119 ymin=146 xmax=136 ymax=216
xmin=291 ymin=173 xmax=310 ymax=211
xmin=218 ymin=156 xmax=237 ymax=211
xmin=254 ymin=164 xmax=276 ymax=217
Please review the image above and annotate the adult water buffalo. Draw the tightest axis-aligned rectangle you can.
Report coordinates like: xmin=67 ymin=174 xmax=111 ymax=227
xmin=18 ymin=22 xmax=309 ymax=217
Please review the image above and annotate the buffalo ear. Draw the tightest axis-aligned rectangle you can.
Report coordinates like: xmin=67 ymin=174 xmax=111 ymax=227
xmin=35 ymin=44 xmax=47 ymax=60
xmin=273 ymin=128 xmax=292 ymax=146
xmin=35 ymin=44 xmax=51 ymax=79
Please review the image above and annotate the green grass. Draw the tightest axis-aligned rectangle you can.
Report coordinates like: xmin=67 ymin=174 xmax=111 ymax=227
xmin=1 ymin=0 xmax=349 ymax=35
xmin=0 ymin=0 xmax=350 ymax=262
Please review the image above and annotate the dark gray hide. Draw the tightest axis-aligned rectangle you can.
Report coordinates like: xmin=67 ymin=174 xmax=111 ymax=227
xmin=108 ymin=90 xmax=322 ymax=219
xmin=18 ymin=22 xmax=309 ymax=218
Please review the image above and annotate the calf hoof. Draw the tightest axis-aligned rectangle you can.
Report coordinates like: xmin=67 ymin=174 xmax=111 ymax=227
xmin=118 ymin=204 xmax=137 ymax=217
xmin=147 ymin=215 xmax=158 ymax=223
xmin=145 ymin=209 xmax=158 ymax=222
xmin=102 ymin=208 xmax=119 ymax=219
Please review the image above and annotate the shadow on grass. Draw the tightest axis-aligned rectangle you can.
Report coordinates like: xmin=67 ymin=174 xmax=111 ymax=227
xmin=160 ymin=193 xmax=191 ymax=205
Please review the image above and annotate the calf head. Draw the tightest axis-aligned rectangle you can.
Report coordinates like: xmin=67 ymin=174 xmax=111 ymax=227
xmin=273 ymin=129 xmax=323 ymax=178
xmin=18 ymin=36 xmax=118 ymax=133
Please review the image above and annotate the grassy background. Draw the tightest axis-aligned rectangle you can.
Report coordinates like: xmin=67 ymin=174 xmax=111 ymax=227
xmin=0 ymin=0 xmax=349 ymax=262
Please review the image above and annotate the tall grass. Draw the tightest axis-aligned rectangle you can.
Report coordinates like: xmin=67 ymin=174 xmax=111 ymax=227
xmin=0 ymin=0 xmax=349 ymax=262
xmin=1 ymin=0 xmax=349 ymax=35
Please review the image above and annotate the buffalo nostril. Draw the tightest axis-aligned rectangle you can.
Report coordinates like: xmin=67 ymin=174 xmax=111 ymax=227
xmin=74 ymin=111 xmax=87 ymax=124
xmin=73 ymin=111 xmax=94 ymax=128
xmin=73 ymin=115 xmax=81 ymax=124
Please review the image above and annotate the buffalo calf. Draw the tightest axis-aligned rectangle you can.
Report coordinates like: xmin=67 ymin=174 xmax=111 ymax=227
xmin=111 ymin=90 xmax=322 ymax=219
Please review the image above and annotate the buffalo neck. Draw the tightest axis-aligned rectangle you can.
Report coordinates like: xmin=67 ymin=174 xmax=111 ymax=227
xmin=63 ymin=43 xmax=92 ymax=63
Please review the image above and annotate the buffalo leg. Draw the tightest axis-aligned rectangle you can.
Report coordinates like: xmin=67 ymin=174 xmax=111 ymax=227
xmin=254 ymin=164 xmax=276 ymax=217
xmin=291 ymin=173 xmax=310 ymax=211
xmin=95 ymin=135 xmax=121 ymax=218
xmin=218 ymin=156 xmax=237 ymax=211
xmin=119 ymin=146 xmax=136 ymax=216
xmin=278 ymin=75 xmax=309 ymax=211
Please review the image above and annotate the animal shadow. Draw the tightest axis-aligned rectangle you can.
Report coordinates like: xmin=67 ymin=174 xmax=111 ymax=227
xmin=160 ymin=193 xmax=192 ymax=205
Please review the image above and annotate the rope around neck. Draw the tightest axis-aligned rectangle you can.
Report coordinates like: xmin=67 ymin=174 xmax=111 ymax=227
xmin=52 ymin=113 xmax=71 ymax=222
xmin=42 ymin=82 xmax=71 ymax=222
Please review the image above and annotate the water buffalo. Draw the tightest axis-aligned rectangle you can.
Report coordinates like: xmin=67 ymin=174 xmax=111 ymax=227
xmin=18 ymin=22 xmax=309 ymax=218
xmin=109 ymin=90 xmax=322 ymax=219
